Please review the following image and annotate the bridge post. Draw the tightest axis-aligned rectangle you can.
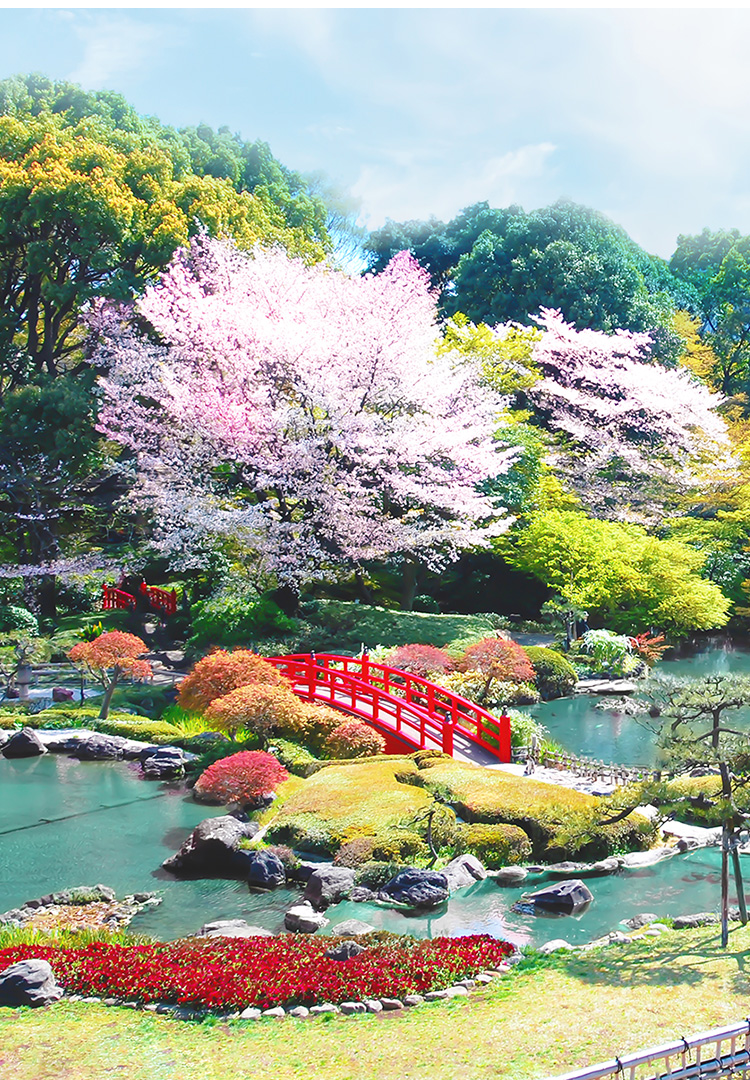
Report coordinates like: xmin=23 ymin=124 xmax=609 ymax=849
xmin=307 ymin=653 xmax=316 ymax=699
xmin=497 ymin=713 xmax=512 ymax=763
xmin=442 ymin=722 xmax=454 ymax=756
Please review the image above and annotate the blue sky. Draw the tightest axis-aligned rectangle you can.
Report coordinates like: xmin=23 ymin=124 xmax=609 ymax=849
xmin=1 ymin=7 xmax=750 ymax=258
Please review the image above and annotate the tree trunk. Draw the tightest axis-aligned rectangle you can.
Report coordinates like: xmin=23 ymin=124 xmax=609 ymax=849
xmin=720 ymin=761 xmax=732 ymax=947
xmin=98 ymin=669 xmax=119 ymax=720
xmin=400 ymin=559 xmax=418 ymax=611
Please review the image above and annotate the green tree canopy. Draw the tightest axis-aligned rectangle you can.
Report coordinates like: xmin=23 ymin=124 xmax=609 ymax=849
xmin=502 ymin=509 xmax=731 ymax=634
xmin=367 ymin=199 xmax=690 ymax=363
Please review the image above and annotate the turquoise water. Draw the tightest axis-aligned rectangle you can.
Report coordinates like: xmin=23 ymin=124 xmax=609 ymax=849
xmin=533 ymin=636 xmax=750 ymax=766
xmin=1 ymin=637 xmax=749 ymax=946
xmin=0 ymin=754 xmax=740 ymax=947
xmin=0 ymin=755 xmax=299 ymax=940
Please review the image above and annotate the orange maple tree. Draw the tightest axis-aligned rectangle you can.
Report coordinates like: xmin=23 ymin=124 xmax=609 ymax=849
xmin=69 ymin=631 xmax=152 ymax=719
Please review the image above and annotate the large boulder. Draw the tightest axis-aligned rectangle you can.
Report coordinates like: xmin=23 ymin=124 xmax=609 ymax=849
xmin=2 ymin=727 xmax=47 ymax=759
xmin=0 ymin=959 xmax=63 ymax=1007
xmin=245 ymin=850 xmax=286 ymax=889
xmin=303 ymin=866 xmax=356 ymax=909
xmin=140 ymin=746 xmax=188 ymax=779
xmin=285 ymin=902 xmax=329 ymax=934
xmin=441 ymin=854 xmax=487 ymax=892
xmin=198 ymin=919 xmax=273 ymax=939
xmin=381 ymin=869 xmax=449 ymax=908
xmin=71 ymin=734 xmax=131 ymax=761
xmin=521 ymin=879 xmax=593 ymax=915
xmin=162 ymin=816 xmax=259 ymax=876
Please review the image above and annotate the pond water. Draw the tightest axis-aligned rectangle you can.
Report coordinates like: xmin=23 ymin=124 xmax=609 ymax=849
xmin=534 ymin=635 xmax=750 ymax=766
xmin=2 ymin=635 xmax=749 ymax=948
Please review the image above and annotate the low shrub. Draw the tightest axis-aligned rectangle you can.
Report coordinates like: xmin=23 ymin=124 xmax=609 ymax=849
xmin=324 ymin=719 xmax=386 ymax=759
xmin=459 ymin=636 xmax=535 ymax=683
xmin=92 ymin=717 xmax=183 ymax=744
xmin=189 ymin=589 xmax=297 ymax=649
xmin=0 ymin=935 xmax=514 ymax=1010
xmin=354 ymin=861 xmax=410 ymax=891
xmin=437 ymin=670 xmax=540 ymax=708
xmin=454 ymin=823 xmax=532 ymax=868
xmin=270 ymin=738 xmax=320 ymax=776
xmin=0 ymin=605 xmax=39 ymax=636
xmin=205 ymin=683 xmax=307 ymax=742
xmin=193 ymin=749 xmax=290 ymax=808
xmin=419 ymin=758 xmax=655 ymax=861
xmin=523 ymin=646 xmax=577 ymax=700
xmin=387 ymin=644 xmax=455 ymax=677
xmin=502 ymin=708 xmax=548 ymax=750
xmin=177 ymin=650 xmax=287 ymax=713
xmin=264 ymin=758 xmax=433 ymax=855
xmin=334 ymin=831 xmax=429 ymax=867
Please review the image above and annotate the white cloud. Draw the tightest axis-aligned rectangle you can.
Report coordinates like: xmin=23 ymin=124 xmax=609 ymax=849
xmin=352 ymin=142 xmax=557 ymax=228
xmin=66 ymin=14 xmax=165 ymax=90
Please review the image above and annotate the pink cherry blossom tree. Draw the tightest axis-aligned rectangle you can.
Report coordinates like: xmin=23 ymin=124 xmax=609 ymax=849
xmin=520 ymin=308 xmax=735 ymax=522
xmin=91 ymin=238 xmax=515 ymax=591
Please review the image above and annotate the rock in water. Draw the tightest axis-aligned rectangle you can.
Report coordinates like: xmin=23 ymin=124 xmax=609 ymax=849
xmin=162 ymin=816 xmax=259 ymax=876
xmin=284 ymin=902 xmax=329 ymax=934
xmin=198 ymin=919 xmax=273 ymax=939
xmin=303 ymin=866 xmax=356 ymax=909
xmin=520 ymin=879 xmax=593 ymax=915
xmin=328 ymin=918 xmax=376 ymax=937
xmin=0 ymin=959 xmax=63 ymax=1007
xmin=381 ymin=868 xmax=449 ymax=908
xmin=441 ymin=854 xmax=487 ymax=892
xmin=245 ymin=850 xmax=286 ymax=889
xmin=494 ymin=866 xmax=528 ymax=887
xmin=2 ymin=728 xmax=47 ymax=759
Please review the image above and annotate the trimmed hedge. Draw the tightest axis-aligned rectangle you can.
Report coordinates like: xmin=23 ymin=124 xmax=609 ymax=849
xmin=523 ymin=646 xmax=578 ymax=700
xmin=454 ymin=822 xmax=532 ymax=868
xmin=334 ymin=831 xmax=429 ymax=867
xmin=418 ymin=758 xmax=655 ymax=861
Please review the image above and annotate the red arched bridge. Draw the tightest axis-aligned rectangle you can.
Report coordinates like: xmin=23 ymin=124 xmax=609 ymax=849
xmin=267 ymin=653 xmax=511 ymax=765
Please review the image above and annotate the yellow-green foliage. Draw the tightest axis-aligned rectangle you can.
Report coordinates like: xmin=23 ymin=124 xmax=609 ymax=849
xmin=420 ymin=758 xmax=655 ymax=860
xmin=333 ymin=831 xmax=429 ymax=867
xmin=264 ymin=757 xmax=433 ymax=854
xmin=454 ymin=822 xmax=532 ymax=867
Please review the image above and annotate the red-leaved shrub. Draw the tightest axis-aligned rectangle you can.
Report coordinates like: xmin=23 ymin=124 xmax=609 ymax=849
xmin=324 ymin=719 xmax=386 ymax=759
xmin=193 ymin=750 xmax=289 ymax=807
xmin=388 ymin=644 xmax=455 ymax=677
xmin=0 ymin=935 xmax=514 ymax=1011
xmin=178 ymin=650 xmax=287 ymax=712
xmin=460 ymin=636 xmax=535 ymax=683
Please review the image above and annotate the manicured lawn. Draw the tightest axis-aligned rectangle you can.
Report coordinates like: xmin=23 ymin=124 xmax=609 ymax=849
xmin=3 ymin=925 xmax=750 ymax=1079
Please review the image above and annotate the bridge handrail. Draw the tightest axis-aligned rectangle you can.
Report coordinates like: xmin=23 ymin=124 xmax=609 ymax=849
xmin=268 ymin=653 xmax=510 ymax=760
xmin=551 ymin=1018 xmax=750 ymax=1080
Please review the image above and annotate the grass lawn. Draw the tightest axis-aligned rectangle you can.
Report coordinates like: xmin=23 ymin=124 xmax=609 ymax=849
xmin=3 ymin=924 xmax=750 ymax=1080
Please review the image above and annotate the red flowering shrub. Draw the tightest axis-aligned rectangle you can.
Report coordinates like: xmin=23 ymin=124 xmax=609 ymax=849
xmin=193 ymin=750 xmax=289 ymax=806
xmin=0 ymin=935 xmax=514 ymax=1011
xmin=388 ymin=644 xmax=455 ymax=677
xmin=205 ymin=683 xmax=306 ymax=741
xmin=177 ymin=650 xmax=287 ymax=712
xmin=460 ymin=636 xmax=535 ymax=683
xmin=324 ymin=719 xmax=386 ymax=759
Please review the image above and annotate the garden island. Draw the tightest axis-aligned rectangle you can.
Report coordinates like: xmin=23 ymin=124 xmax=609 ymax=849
xmin=4 ymin=72 xmax=750 ymax=1080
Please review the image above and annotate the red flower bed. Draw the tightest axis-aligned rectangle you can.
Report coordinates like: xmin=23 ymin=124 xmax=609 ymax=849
xmin=0 ymin=935 xmax=514 ymax=1011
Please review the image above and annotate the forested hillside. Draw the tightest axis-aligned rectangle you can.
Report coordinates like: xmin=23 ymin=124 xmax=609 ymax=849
xmin=2 ymin=73 xmax=750 ymax=647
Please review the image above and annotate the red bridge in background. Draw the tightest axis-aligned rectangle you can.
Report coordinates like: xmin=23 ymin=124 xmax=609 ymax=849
xmin=102 ymin=583 xmax=178 ymax=617
xmin=267 ymin=653 xmax=511 ymax=764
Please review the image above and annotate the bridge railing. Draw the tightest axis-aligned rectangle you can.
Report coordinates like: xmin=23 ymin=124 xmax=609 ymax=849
xmin=101 ymin=584 xmax=135 ymax=611
xmin=552 ymin=1019 xmax=750 ymax=1080
xmin=268 ymin=653 xmax=511 ymax=761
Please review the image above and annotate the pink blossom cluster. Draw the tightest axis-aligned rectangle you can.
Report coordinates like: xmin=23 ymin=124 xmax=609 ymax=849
xmin=92 ymin=239 xmax=516 ymax=581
